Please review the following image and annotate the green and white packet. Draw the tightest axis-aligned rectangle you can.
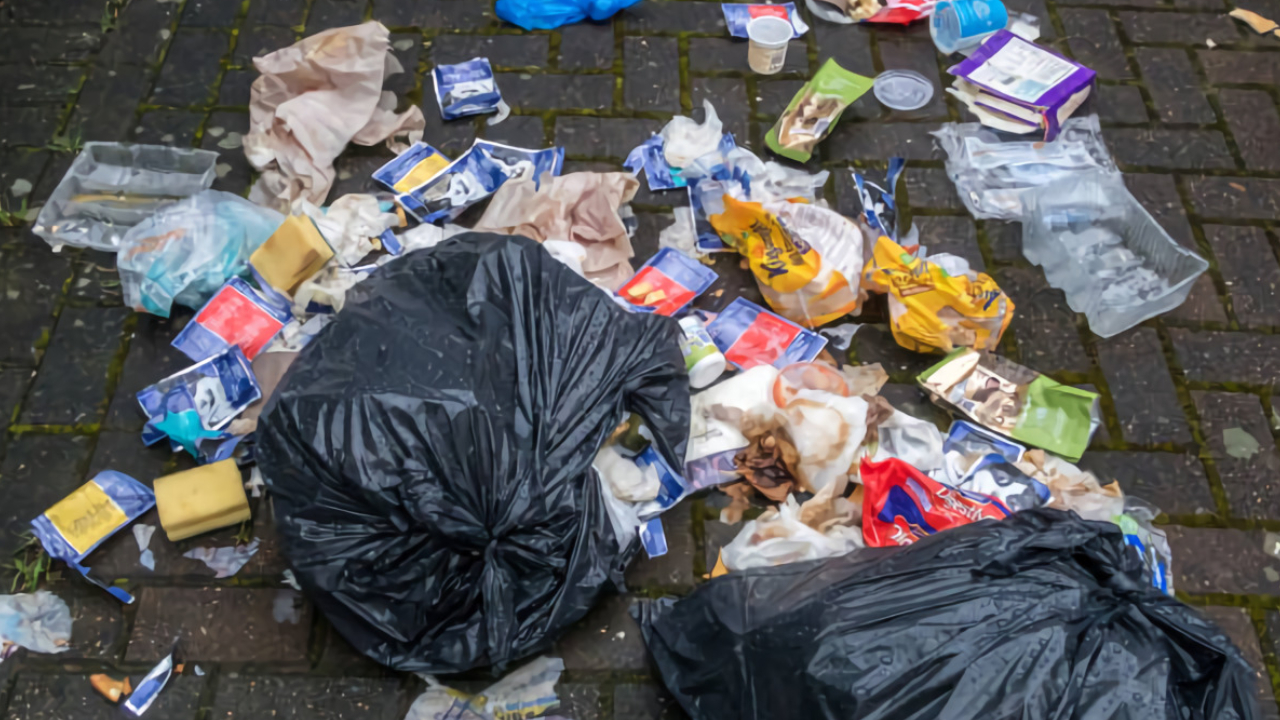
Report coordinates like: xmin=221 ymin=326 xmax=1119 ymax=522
xmin=918 ymin=347 xmax=1100 ymax=461
xmin=765 ymin=59 xmax=874 ymax=163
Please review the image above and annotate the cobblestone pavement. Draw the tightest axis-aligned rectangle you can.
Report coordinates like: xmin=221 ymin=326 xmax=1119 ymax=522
xmin=2 ymin=0 xmax=1280 ymax=717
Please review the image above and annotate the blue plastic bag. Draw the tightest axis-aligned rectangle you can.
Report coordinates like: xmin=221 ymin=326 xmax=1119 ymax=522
xmin=496 ymin=0 xmax=645 ymax=30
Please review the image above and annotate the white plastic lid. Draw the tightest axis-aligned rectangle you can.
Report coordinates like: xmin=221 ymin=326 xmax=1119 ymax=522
xmin=746 ymin=16 xmax=793 ymax=48
xmin=873 ymin=70 xmax=935 ymax=111
xmin=688 ymin=352 xmax=727 ymax=389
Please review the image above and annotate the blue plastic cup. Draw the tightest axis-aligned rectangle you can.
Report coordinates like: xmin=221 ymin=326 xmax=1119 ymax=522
xmin=930 ymin=0 xmax=1010 ymax=54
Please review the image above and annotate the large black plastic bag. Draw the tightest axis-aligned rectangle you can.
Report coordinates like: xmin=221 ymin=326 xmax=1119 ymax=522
xmin=258 ymin=233 xmax=690 ymax=673
xmin=637 ymin=509 xmax=1259 ymax=720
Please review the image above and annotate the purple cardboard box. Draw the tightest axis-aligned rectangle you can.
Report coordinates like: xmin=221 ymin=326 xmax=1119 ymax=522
xmin=947 ymin=31 xmax=1095 ymax=141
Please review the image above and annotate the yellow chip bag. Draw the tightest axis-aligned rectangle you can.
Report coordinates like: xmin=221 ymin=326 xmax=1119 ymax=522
xmin=710 ymin=196 xmax=865 ymax=328
xmin=862 ymin=236 xmax=1014 ymax=354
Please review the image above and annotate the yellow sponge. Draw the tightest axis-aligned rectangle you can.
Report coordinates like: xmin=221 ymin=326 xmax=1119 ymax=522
xmin=154 ymin=460 xmax=252 ymax=542
xmin=250 ymin=215 xmax=334 ymax=294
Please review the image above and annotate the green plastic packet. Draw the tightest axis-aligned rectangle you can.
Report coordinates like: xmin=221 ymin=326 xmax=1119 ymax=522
xmin=918 ymin=347 xmax=1101 ymax=461
xmin=765 ymin=59 xmax=874 ymax=163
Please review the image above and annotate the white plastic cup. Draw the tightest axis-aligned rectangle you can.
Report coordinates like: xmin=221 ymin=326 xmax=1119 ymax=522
xmin=678 ymin=316 xmax=727 ymax=389
xmin=746 ymin=16 xmax=792 ymax=75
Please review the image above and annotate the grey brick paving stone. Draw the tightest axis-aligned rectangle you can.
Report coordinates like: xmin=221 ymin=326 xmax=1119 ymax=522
xmin=1060 ymin=9 xmax=1131 ymax=80
xmin=1205 ymin=225 xmax=1280 ymax=329
xmin=1164 ymin=274 xmax=1229 ymax=325
xmin=1219 ymin=90 xmax=1280 ymax=171
xmin=692 ymin=77 xmax=750 ymax=141
xmin=555 ymin=116 xmax=662 ymax=159
xmin=219 ymin=69 xmax=257 ymax=106
xmin=1193 ymin=391 xmax=1280 ymax=519
xmin=915 ymin=216 xmax=983 ymax=270
xmin=87 ymin=431 xmax=173 ymax=481
xmin=1166 ymin=526 xmax=1280 ymax=595
xmin=814 ymin=22 xmax=876 ymax=76
xmin=307 ymin=0 xmax=370 ymax=31
xmin=852 ymin=325 xmax=944 ymax=380
xmin=556 ymin=595 xmax=649 ymax=671
xmin=245 ymin=0 xmax=308 ymax=26
xmin=626 ymin=502 xmax=697 ymax=588
xmin=557 ymin=683 xmax=606 ymax=720
xmin=1091 ymin=83 xmax=1149 ymax=125
xmin=127 ymin=587 xmax=314 ymax=663
xmin=0 ymin=27 xmax=103 ymax=64
xmin=0 ymin=152 xmax=50 ymax=207
xmin=234 ymin=25 xmax=298 ymax=66
xmin=703 ymin=517 xmax=740 ymax=571
xmin=105 ymin=314 xmax=190 ymax=431
xmin=625 ymin=37 xmax=681 ymax=112
xmin=1200 ymin=50 xmax=1280 ymax=86
xmin=1106 ymin=129 xmax=1234 ymax=170
xmin=4 ymin=673 xmax=204 ymax=720
xmin=0 ymin=434 xmax=93 ymax=559
xmin=0 ymin=106 xmax=62 ymax=148
xmin=559 ymin=21 xmax=617 ymax=71
xmin=329 ymin=154 xmax=395 ymax=199
xmin=993 ymin=267 xmax=1093 ymax=375
xmin=1095 ymin=327 xmax=1192 ymax=446
xmin=481 ymin=114 xmax=548 ymax=148
xmin=20 ymin=306 xmax=129 ymax=426
xmin=755 ymin=78 xmax=807 ymax=118
xmin=1119 ymin=10 xmax=1240 ymax=44
xmin=60 ymin=591 xmax=128 ymax=661
xmin=982 ymin=221 xmax=1023 ymax=264
xmin=622 ymin=0 xmax=727 ymax=33
xmin=1199 ymin=607 xmax=1280 ymax=719
xmin=69 ymin=67 xmax=151 ymax=143
xmin=1077 ymin=451 xmax=1216 ymax=516
xmin=181 ymin=0 xmax=244 ymax=27
xmin=904 ymin=168 xmax=963 ymax=211
xmin=1171 ymin=328 xmax=1280 ymax=385
xmin=1190 ymin=176 xmax=1280 ymax=220
xmin=0 ymin=370 xmax=29 ymax=429
xmin=1134 ymin=48 xmax=1216 ymax=126
xmin=5 ymin=0 xmax=113 ymax=24
xmin=500 ymin=73 xmax=615 ymax=112
xmin=0 ymin=65 xmax=85 ymax=104
xmin=313 ymin=619 xmax=396 ymax=675
xmin=152 ymin=30 xmax=230 ymax=106
xmin=614 ymin=683 xmax=687 ymax=720
xmin=431 ymin=34 xmax=549 ymax=70
xmin=0 ymin=243 xmax=73 ymax=366
xmin=210 ymin=676 xmax=407 ymax=720
xmin=1263 ymin=613 xmax=1280 ymax=719
xmin=828 ymin=122 xmax=942 ymax=162
xmin=132 ymin=111 xmax=205 ymax=146
xmin=100 ymin=0 xmax=181 ymax=67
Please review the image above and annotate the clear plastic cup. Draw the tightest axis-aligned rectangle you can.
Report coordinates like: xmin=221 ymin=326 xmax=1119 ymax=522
xmin=747 ymin=16 xmax=792 ymax=75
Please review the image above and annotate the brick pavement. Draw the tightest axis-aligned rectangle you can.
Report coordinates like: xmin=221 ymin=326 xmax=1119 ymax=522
xmin=2 ymin=0 xmax=1280 ymax=717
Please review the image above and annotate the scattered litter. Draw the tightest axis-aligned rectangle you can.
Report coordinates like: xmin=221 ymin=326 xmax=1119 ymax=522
xmin=30 ymin=471 xmax=155 ymax=603
xmin=1021 ymin=168 xmax=1209 ymax=337
xmin=256 ymin=236 xmax=689 ymax=673
xmin=930 ymin=0 xmax=1008 ymax=54
xmin=373 ymin=141 xmax=450 ymax=193
xmin=123 ymin=647 xmax=177 ymax=716
xmin=657 ymin=206 xmax=698 ymax=255
xmin=154 ymin=460 xmax=253 ymax=542
xmin=9 ymin=178 xmax=32 ymax=198
xmin=862 ymin=235 xmax=1013 ymax=353
xmin=686 ymin=365 xmax=783 ymax=490
xmin=636 ymin=510 xmax=1257 ymax=720
xmin=710 ymin=196 xmax=864 ymax=327
xmin=873 ymin=69 xmax=934 ymax=110
xmin=245 ymin=21 xmax=425 ymax=210
xmin=946 ymin=31 xmax=1095 ymax=139
xmin=183 ymin=538 xmax=261 ymax=578
xmin=133 ymin=524 xmax=156 ymax=572
xmin=766 ymin=59 xmax=874 ymax=162
xmin=617 ymin=248 xmax=718 ymax=316
xmin=723 ymin=3 xmax=809 ymax=38
xmin=0 ymin=591 xmax=72 ymax=660
xmin=405 ymin=656 xmax=564 ymax=720
xmin=33 ymin=143 xmax=218 ymax=252
xmin=1224 ymin=427 xmax=1261 ymax=459
xmin=398 ymin=139 xmax=564 ymax=225
xmin=171 ymin=277 xmax=291 ymax=363
xmin=249 ymin=215 xmax=335 ymax=295
xmin=662 ymin=100 xmax=726 ymax=170
xmin=705 ymin=297 xmax=829 ymax=370
xmin=432 ymin=57 xmax=503 ymax=120
xmin=281 ymin=569 xmax=302 ymax=591
xmin=90 ymin=674 xmax=132 ymax=703
xmin=1230 ymin=7 xmax=1279 ymax=35
xmin=117 ymin=189 xmax=284 ymax=317
xmin=273 ymin=589 xmax=303 ymax=624
xmin=746 ymin=15 xmax=793 ymax=74
xmin=138 ymin=347 xmax=261 ymax=457
xmin=496 ymin=0 xmax=643 ymax=29
xmin=932 ymin=115 xmax=1115 ymax=220
xmin=596 ymin=444 xmax=662 ymax=503
xmin=721 ymin=489 xmax=862 ymax=570
xmin=194 ymin=665 xmax=205 ymax=676
xmin=810 ymin=0 xmax=934 ymax=23
xmin=820 ymin=323 xmax=860 ymax=350
xmin=216 ymin=131 xmax=242 ymax=150
xmin=473 ymin=171 xmax=636 ymax=289
xmin=1207 ymin=38 xmax=1218 ymax=48
xmin=862 ymin=457 xmax=1009 ymax=546
xmin=920 ymin=347 xmax=1101 ymax=460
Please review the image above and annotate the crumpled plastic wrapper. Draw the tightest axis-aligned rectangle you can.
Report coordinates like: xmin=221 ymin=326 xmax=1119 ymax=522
xmin=720 ymin=481 xmax=863 ymax=572
xmin=1015 ymin=449 xmax=1125 ymax=521
xmin=244 ymin=22 xmax=425 ymax=211
xmin=406 ymin=656 xmax=565 ymax=720
xmin=473 ymin=172 xmax=640 ymax=290
xmin=299 ymin=194 xmax=400 ymax=266
xmin=0 ymin=591 xmax=72 ymax=659
xmin=183 ymin=538 xmax=261 ymax=579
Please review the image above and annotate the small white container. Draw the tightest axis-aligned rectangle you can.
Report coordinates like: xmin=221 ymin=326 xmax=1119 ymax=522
xmin=678 ymin=316 xmax=728 ymax=389
xmin=746 ymin=16 xmax=792 ymax=75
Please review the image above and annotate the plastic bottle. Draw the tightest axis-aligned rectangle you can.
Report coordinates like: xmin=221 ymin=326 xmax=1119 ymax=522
xmin=678 ymin=316 xmax=728 ymax=389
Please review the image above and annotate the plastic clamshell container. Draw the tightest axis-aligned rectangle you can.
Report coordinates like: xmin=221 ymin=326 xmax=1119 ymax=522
xmin=1020 ymin=169 xmax=1208 ymax=338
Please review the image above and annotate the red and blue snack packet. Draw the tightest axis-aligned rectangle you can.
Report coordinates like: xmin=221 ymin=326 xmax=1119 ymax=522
xmin=705 ymin=297 xmax=827 ymax=370
xmin=861 ymin=457 xmax=1010 ymax=547
xmin=617 ymin=248 xmax=718 ymax=316
xmin=172 ymin=277 xmax=291 ymax=363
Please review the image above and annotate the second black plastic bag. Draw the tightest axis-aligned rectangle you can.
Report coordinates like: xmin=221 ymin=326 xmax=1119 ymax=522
xmin=637 ymin=509 xmax=1259 ymax=720
xmin=258 ymin=234 xmax=690 ymax=673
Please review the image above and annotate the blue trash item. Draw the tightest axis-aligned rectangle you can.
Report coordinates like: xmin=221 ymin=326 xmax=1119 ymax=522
xmin=138 ymin=346 xmax=262 ymax=457
xmin=117 ymin=190 xmax=284 ymax=318
xmin=432 ymin=59 xmax=503 ymax=120
xmin=31 ymin=471 xmax=156 ymax=603
xmin=496 ymin=0 xmax=645 ymax=30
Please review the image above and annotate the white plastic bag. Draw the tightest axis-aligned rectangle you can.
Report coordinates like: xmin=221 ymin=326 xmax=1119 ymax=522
xmin=661 ymin=99 xmax=724 ymax=169
xmin=721 ymin=493 xmax=863 ymax=571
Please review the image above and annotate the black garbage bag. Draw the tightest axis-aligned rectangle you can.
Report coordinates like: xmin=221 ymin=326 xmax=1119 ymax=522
xmin=636 ymin=509 xmax=1259 ymax=720
xmin=257 ymin=233 xmax=690 ymax=673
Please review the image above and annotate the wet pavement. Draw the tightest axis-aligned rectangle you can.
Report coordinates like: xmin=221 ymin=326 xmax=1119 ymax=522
xmin=3 ymin=0 xmax=1280 ymax=717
